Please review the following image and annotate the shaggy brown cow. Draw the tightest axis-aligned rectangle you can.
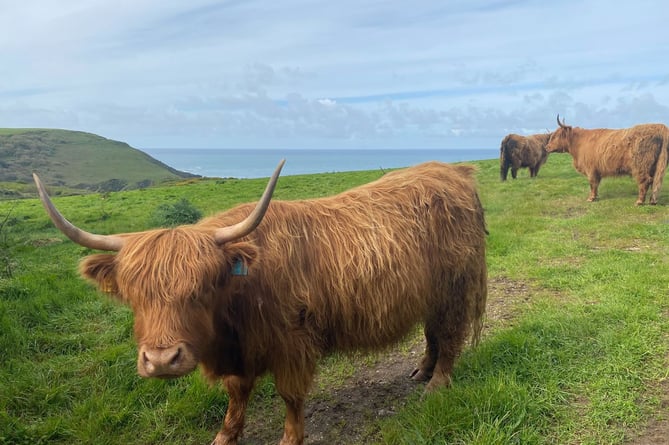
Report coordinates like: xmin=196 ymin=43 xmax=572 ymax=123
xmin=33 ymin=160 xmax=488 ymax=445
xmin=547 ymin=115 xmax=669 ymax=204
xmin=499 ymin=132 xmax=551 ymax=180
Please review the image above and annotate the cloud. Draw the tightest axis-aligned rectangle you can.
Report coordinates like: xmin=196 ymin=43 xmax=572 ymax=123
xmin=1 ymin=0 xmax=668 ymax=149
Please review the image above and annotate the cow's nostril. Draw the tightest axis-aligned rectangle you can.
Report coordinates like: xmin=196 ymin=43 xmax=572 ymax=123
xmin=141 ymin=350 xmax=156 ymax=374
xmin=169 ymin=347 xmax=181 ymax=367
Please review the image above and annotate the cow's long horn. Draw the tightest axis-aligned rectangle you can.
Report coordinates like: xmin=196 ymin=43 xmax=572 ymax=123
xmin=214 ymin=159 xmax=285 ymax=245
xmin=33 ymin=173 xmax=125 ymax=251
xmin=557 ymin=114 xmax=566 ymax=128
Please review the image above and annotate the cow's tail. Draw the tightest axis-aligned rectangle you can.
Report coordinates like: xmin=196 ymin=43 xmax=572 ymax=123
xmin=500 ymin=136 xmax=511 ymax=181
xmin=470 ymin=267 xmax=487 ymax=347
xmin=470 ymin=192 xmax=487 ymax=347
xmin=651 ymin=128 xmax=669 ymax=203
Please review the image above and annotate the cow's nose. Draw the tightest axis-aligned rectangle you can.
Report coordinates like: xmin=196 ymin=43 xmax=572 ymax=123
xmin=139 ymin=345 xmax=184 ymax=378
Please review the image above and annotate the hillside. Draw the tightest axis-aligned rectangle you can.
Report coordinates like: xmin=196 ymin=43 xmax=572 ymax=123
xmin=0 ymin=128 xmax=198 ymax=197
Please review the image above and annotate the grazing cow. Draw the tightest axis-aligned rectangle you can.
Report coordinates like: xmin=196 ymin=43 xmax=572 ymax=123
xmin=547 ymin=115 xmax=669 ymax=204
xmin=500 ymin=132 xmax=551 ymax=181
xmin=33 ymin=160 xmax=488 ymax=445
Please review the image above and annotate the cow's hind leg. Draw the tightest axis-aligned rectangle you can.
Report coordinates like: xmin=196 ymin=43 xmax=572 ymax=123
xmin=412 ymin=315 xmax=465 ymax=390
xmin=410 ymin=327 xmax=437 ymax=382
xmin=425 ymin=276 xmax=472 ymax=393
xmin=424 ymin=320 xmax=468 ymax=392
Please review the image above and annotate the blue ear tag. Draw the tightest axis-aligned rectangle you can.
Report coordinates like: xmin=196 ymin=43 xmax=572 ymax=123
xmin=232 ymin=258 xmax=248 ymax=276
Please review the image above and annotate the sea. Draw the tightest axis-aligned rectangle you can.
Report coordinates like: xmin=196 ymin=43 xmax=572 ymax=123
xmin=142 ymin=148 xmax=498 ymax=179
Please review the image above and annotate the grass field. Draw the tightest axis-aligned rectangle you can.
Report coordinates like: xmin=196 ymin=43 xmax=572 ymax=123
xmin=1 ymin=154 xmax=669 ymax=444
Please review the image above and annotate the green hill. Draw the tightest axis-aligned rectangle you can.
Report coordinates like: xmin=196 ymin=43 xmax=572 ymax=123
xmin=0 ymin=128 xmax=198 ymax=198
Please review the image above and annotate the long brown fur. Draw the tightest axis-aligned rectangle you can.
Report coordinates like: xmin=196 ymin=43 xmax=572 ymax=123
xmin=75 ymin=161 xmax=488 ymax=445
xmin=547 ymin=122 xmax=669 ymax=204
xmin=500 ymin=133 xmax=551 ymax=181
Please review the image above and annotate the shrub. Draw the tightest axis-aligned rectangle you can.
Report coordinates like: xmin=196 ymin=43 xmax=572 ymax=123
xmin=151 ymin=198 xmax=203 ymax=227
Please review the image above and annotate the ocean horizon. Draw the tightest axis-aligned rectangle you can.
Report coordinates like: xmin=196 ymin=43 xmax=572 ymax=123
xmin=142 ymin=148 xmax=499 ymax=179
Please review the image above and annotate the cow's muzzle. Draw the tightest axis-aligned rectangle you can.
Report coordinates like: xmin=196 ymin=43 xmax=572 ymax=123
xmin=137 ymin=343 xmax=198 ymax=378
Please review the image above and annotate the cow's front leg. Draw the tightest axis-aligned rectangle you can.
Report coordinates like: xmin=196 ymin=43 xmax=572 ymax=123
xmin=636 ymin=175 xmax=652 ymax=205
xmin=212 ymin=375 xmax=255 ymax=445
xmin=587 ymin=173 xmax=601 ymax=202
xmin=278 ymin=396 xmax=306 ymax=445
xmin=274 ymin=363 xmax=314 ymax=445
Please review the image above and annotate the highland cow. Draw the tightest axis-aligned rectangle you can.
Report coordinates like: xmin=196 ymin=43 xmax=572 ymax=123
xmin=547 ymin=115 xmax=669 ymax=204
xmin=33 ymin=160 xmax=488 ymax=445
xmin=499 ymin=132 xmax=551 ymax=180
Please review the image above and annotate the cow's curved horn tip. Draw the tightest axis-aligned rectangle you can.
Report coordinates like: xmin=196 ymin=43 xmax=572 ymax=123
xmin=271 ymin=159 xmax=286 ymax=176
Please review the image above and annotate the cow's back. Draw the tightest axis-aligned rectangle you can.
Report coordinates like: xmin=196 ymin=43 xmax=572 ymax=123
xmin=572 ymin=124 xmax=669 ymax=175
xmin=502 ymin=134 xmax=548 ymax=164
xmin=206 ymin=162 xmax=486 ymax=353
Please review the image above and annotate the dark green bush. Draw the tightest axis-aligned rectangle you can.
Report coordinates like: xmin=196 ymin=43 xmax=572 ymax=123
xmin=151 ymin=198 xmax=203 ymax=227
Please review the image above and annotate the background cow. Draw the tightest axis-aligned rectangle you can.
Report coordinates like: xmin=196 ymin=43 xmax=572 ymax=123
xmin=34 ymin=160 xmax=488 ymax=445
xmin=499 ymin=132 xmax=551 ymax=181
xmin=547 ymin=115 xmax=669 ymax=205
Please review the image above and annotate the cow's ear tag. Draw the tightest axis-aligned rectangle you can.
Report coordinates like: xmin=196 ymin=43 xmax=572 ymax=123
xmin=232 ymin=258 xmax=249 ymax=276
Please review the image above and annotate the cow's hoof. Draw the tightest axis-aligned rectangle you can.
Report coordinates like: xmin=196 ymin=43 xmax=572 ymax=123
xmin=425 ymin=374 xmax=452 ymax=393
xmin=211 ymin=432 xmax=237 ymax=445
xmin=409 ymin=368 xmax=431 ymax=382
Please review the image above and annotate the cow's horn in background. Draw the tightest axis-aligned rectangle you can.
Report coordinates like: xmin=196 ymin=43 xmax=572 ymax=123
xmin=214 ymin=159 xmax=286 ymax=245
xmin=33 ymin=173 xmax=126 ymax=251
xmin=557 ymin=114 xmax=567 ymax=128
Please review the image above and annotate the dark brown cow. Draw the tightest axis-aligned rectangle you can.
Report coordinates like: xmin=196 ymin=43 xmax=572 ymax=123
xmin=499 ymin=133 xmax=551 ymax=180
xmin=547 ymin=115 xmax=669 ymax=204
xmin=33 ymin=161 xmax=488 ymax=445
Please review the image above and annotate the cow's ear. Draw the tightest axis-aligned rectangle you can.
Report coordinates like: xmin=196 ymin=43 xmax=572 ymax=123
xmin=78 ymin=254 xmax=122 ymax=301
xmin=225 ymin=241 xmax=259 ymax=273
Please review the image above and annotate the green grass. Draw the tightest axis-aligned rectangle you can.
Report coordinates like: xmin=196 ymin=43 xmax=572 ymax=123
xmin=381 ymin=155 xmax=669 ymax=444
xmin=2 ymin=154 xmax=669 ymax=444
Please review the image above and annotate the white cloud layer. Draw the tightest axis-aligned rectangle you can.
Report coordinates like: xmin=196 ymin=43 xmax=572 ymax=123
xmin=1 ymin=0 xmax=668 ymax=149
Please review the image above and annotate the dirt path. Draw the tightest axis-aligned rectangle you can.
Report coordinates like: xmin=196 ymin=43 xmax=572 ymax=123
xmin=239 ymin=278 xmax=668 ymax=444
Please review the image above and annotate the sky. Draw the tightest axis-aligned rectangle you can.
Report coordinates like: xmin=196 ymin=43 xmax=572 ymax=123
xmin=2 ymin=0 xmax=669 ymax=150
